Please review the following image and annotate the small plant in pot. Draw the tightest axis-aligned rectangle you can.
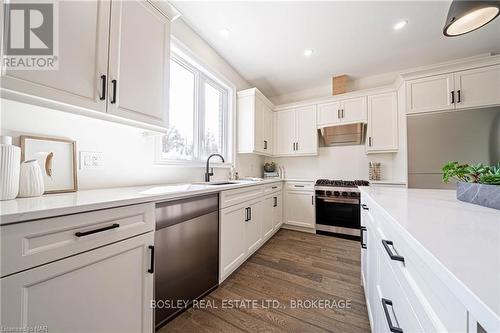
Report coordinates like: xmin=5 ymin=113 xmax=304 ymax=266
xmin=442 ymin=161 xmax=500 ymax=210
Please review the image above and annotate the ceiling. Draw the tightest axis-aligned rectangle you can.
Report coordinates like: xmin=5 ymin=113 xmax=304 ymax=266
xmin=172 ymin=1 xmax=500 ymax=98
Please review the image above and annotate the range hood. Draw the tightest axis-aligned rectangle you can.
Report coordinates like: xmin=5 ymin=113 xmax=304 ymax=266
xmin=318 ymin=123 xmax=366 ymax=147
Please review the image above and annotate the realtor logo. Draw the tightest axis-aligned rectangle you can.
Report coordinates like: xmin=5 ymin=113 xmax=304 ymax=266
xmin=3 ymin=2 xmax=58 ymax=69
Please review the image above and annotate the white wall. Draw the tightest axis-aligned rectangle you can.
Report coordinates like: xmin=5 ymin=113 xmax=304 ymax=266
xmin=0 ymin=18 xmax=264 ymax=190
xmin=266 ymin=146 xmax=397 ymax=181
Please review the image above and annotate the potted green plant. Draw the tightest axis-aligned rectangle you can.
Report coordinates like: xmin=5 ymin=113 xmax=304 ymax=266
xmin=442 ymin=161 xmax=500 ymax=210
xmin=263 ymin=162 xmax=276 ymax=173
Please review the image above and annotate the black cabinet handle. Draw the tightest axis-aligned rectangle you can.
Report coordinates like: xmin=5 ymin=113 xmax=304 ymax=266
xmin=110 ymin=79 xmax=117 ymax=104
xmin=368 ymin=137 xmax=372 ymax=147
xmin=311 ymin=195 xmax=314 ymax=205
xmin=296 ymin=142 xmax=298 ymax=150
xmin=382 ymin=298 xmax=403 ymax=333
xmin=273 ymin=196 xmax=277 ymax=207
xmin=382 ymin=240 xmax=405 ymax=262
xmin=244 ymin=207 xmax=250 ymax=222
xmin=342 ymin=109 xmax=345 ymax=118
xmin=338 ymin=109 xmax=340 ymax=119
xmin=264 ymin=140 xmax=268 ymax=149
xmin=272 ymin=186 xmax=278 ymax=189
xmin=361 ymin=204 xmax=369 ymax=210
xmin=249 ymin=207 xmax=252 ymax=221
xmin=451 ymin=91 xmax=455 ymax=104
xmin=360 ymin=226 xmax=367 ymax=249
xmin=148 ymin=245 xmax=155 ymax=274
xmin=75 ymin=223 xmax=119 ymax=237
xmin=100 ymin=75 xmax=106 ymax=100
xmin=457 ymin=90 xmax=461 ymax=103
xmin=294 ymin=185 xmax=304 ymax=188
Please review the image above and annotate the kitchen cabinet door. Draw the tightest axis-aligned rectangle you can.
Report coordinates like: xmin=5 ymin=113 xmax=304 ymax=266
xmin=317 ymin=101 xmax=342 ymax=126
xmin=454 ymin=65 xmax=500 ymax=109
xmin=284 ymin=190 xmax=315 ymax=229
xmin=341 ymin=97 xmax=367 ymax=123
xmin=253 ymin=97 xmax=266 ymax=154
xmin=367 ymin=92 xmax=398 ymax=153
xmin=406 ymin=74 xmax=455 ymax=114
xmin=1 ymin=233 xmax=154 ymax=333
xmin=108 ymin=0 xmax=170 ymax=127
xmin=220 ymin=204 xmax=246 ymax=280
xmin=275 ymin=109 xmax=296 ymax=155
xmin=272 ymin=193 xmax=283 ymax=229
xmin=1 ymin=0 xmax=110 ymax=113
xmin=245 ymin=201 xmax=263 ymax=254
xmin=262 ymin=196 xmax=274 ymax=240
xmin=263 ymin=104 xmax=274 ymax=154
xmin=295 ymin=105 xmax=318 ymax=155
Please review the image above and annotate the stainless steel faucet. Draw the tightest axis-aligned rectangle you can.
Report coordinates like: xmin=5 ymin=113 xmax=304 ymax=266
xmin=205 ymin=154 xmax=225 ymax=182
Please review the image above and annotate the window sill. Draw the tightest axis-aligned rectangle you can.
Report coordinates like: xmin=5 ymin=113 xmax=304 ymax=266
xmin=154 ymin=160 xmax=233 ymax=168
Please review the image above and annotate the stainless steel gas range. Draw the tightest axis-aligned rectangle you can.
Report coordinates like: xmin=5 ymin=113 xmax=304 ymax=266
xmin=315 ymin=179 xmax=369 ymax=239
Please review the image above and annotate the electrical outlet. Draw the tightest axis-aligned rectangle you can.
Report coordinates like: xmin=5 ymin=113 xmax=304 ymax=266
xmin=80 ymin=151 xmax=104 ymax=169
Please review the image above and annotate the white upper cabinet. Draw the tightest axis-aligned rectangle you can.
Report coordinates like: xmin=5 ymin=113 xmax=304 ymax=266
xmin=317 ymin=97 xmax=366 ymax=126
xmin=108 ymin=0 xmax=170 ymax=127
xmin=342 ymin=97 xmax=367 ymax=123
xmin=317 ymin=101 xmax=341 ymax=126
xmin=275 ymin=109 xmax=296 ymax=155
xmin=454 ymin=65 xmax=500 ymax=109
xmin=406 ymin=64 xmax=500 ymax=114
xmin=406 ymin=73 xmax=455 ymax=114
xmin=1 ymin=0 xmax=111 ymax=113
xmin=366 ymin=92 xmax=398 ymax=153
xmin=1 ymin=0 xmax=173 ymax=130
xmin=275 ymin=105 xmax=317 ymax=156
xmin=237 ymin=88 xmax=274 ymax=156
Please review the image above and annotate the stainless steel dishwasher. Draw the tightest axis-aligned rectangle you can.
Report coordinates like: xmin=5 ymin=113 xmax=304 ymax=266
xmin=154 ymin=194 xmax=219 ymax=330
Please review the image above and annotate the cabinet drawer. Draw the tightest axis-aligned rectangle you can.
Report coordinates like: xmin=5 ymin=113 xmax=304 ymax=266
xmin=220 ymin=185 xmax=264 ymax=209
xmin=285 ymin=181 xmax=314 ymax=191
xmin=375 ymin=209 xmax=467 ymax=332
xmin=377 ymin=245 xmax=424 ymax=333
xmin=1 ymin=203 xmax=155 ymax=277
xmin=264 ymin=182 xmax=282 ymax=193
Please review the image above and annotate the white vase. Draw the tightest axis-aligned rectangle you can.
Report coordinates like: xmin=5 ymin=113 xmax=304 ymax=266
xmin=0 ymin=136 xmax=21 ymax=200
xmin=18 ymin=160 xmax=45 ymax=198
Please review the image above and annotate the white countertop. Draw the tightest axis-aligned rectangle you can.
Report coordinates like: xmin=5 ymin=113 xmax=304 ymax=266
xmin=0 ymin=179 xmax=283 ymax=224
xmin=359 ymin=186 xmax=500 ymax=328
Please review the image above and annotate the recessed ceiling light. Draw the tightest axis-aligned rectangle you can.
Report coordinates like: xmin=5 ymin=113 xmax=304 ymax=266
xmin=304 ymin=49 xmax=314 ymax=57
xmin=219 ymin=29 xmax=230 ymax=37
xmin=393 ymin=20 xmax=408 ymax=30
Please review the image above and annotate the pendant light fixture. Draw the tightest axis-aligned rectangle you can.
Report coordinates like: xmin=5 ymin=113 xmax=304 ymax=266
xmin=443 ymin=1 xmax=500 ymax=36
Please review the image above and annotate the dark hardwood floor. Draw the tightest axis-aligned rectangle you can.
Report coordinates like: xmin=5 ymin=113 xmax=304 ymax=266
xmin=159 ymin=229 xmax=371 ymax=333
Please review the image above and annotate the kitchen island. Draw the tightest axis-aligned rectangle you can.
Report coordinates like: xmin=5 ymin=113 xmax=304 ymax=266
xmin=360 ymin=186 xmax=500 ymax=333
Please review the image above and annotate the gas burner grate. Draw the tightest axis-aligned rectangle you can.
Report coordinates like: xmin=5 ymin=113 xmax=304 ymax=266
xmin=315 ymin=179 xmax=370 ymax=187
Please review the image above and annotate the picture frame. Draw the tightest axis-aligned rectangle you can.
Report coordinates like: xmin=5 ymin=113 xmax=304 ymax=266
xmin=20 ymin=135 xmax=78 ymax=194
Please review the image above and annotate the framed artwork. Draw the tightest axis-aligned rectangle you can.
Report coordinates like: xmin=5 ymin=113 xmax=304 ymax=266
xmin=21 ymin=135 xmax=78 ymax=193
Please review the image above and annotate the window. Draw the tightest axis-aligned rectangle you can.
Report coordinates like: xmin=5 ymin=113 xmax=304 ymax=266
xmin=159 ymin=50 xmax=231 ymax=164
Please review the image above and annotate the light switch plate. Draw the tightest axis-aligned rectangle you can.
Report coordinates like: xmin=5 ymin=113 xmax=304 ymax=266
xmin=79 ymin=151 xmax=104 ymax=169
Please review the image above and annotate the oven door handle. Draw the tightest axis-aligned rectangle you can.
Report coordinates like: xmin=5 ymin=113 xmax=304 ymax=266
xmin=316 ymin=196 xmax=360 ymax=204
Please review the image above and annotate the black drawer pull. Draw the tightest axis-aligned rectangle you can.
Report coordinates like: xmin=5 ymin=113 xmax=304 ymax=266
xmin=361 ymin=204 xmax=369 ymax=210
xmin=75 ymin=223 xmax=119 ymax=237
xmin=110 ymin=79 xmax=117 ymax=104
xmin=272 ymin=186 xmax=278 ymax=189
xmin=360 ymin=226 xmax=367 ymax=249
xmin=382 ymin=298 xmax=403 ymax=333
xmin=100 ymin=75 xmax=106 ymax=100
xmin=294 ymin=185 xmax=304 ymax=188
xmin=457 ymin=89 xmax=461 ymax=103
xmin=148 ymin=245 xmax=154 ymax=274
xmin=273 ymin=197 xmax=277 ymax=207
xmin=248 ymin=207 xmax=252 ymax=221
xmin=382 ymin=240 xmax=405 ymax=262
xmin=450 ymin=90 xmax=455 ymax=104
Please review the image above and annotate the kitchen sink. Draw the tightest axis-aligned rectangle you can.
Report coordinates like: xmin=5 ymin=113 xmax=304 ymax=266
xmin=201 ymin=181 xmax=238 ymax=186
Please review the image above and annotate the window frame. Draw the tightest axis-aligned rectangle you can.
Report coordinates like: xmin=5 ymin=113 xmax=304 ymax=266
xmin=155 ymin=40 xmax=235 ymax=167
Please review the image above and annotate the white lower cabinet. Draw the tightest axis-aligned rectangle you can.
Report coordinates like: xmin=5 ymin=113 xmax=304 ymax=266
xmin=1 ymin=232 xmax=154 ymax=333
xmin=284 ymin=182 xmax=315 ymax=230
xmin=219 ymin=183 xmax=283 ymax=282
xmin=244 ymin=200 xmax=263 ymax=253
xmin=361 ymin=194 xmax=472 ymax=333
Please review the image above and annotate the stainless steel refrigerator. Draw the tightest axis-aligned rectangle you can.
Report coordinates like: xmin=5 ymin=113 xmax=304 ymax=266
xmin=408 ymin=107 xmax=500 ymax=189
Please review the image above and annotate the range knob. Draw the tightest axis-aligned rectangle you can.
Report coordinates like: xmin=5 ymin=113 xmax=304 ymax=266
xmin=350 ymin=192 xmax=359 ymax=197
xmin=333 ymin=191 xmax=340 ymax=196
xmin=325 ymin=191 xmax=332 ymax=196
xmin=342 ymin=192 xmax=348 ymax=197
